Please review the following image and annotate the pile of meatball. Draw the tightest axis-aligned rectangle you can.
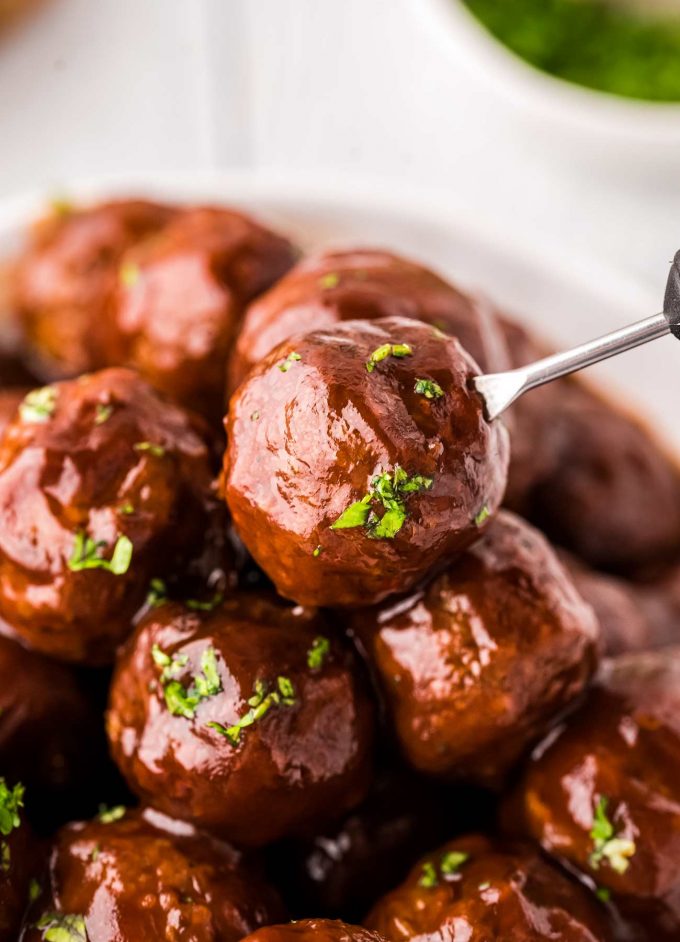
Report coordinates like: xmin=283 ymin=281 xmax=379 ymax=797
xmin=0 ymin=197 xmax=678 ymax=942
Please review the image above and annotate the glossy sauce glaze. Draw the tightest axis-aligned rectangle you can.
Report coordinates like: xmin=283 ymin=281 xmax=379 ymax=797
xmin=223 ymin=316 xmax=509 ymax=607
xmin=107 ymin=594 xmax=374 ymax=845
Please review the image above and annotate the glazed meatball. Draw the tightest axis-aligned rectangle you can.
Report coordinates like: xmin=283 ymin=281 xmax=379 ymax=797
xmin=0 ymin=634 xmax=114 ymax=830
xmin=364 ymin=834 xmax=612 ymax=942
xmin=270 ymin=764 xmax=495 ymax=921
xmin=528 ymin=385 xmax=680 ymax=572
xmin=108 ymin=207 xmax=297 ymax=420
xmin=351 ymin=511 xmax=598 ymax=786
xmin=509 ymin=648 xmax=680 ymax=938
xmin=0 ymin=777 xmax=39 ymax=942
xmin=241 ymin=920 xmax=387 ymax=942
xmin=223 ymin=317 xmax=509 ymax=608
xmin=0 ymin=368 xmax=221 ymax=663
xmin=107 ymin=594 xmax=374 ymax=846
xmin=229 ymin=249 xmax=511 ymax=392
xmin=11 ymin=199 xmax=174 ymax=378
xmin=20 ymin=807 xmax=284 ymax=942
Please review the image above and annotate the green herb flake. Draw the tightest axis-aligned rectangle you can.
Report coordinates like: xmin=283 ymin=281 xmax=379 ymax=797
xmin=0 ymin=779 xmax=24 ymax=837
xmin=120 ymin=262 xmax=140 ymax=288
xmin=185 ymin=592 xmax=223 ymax=613
xmin=208 ymin=676 xmax=296 ymax=746
xmin=418 ymin=861 xmax=438 ymax=889
xmin=331 ymin=466 xmax=433 ymax=540
xmin=36 ymin=911 xmax=88 ymax=942
xmin=278 ymin=351 xmax=302 ymax=373
xmin=90 ymin=844 xmax=100 ymax=862
xmin=153 ymin=644 xmax=222 ymax=719
xmin=589 ymin=796 xmax=636 ymax=875
xmin=596 ymin=886 xmax=611 ymax=903
xmin=134 ymin=441 xmax=166 ymax=458
xmin=118 ymin=502 xmax=134 ymax=516
xmin=1 ymin=841 xmax=10 ymax=871
xmin=414 ymin=378 xmax=444 ymax=400
xmin=366 ymin=342 xmax=413 ymax=373
xmin=94 ymin=403 xmax=113 ymax=426
xmin=313 ymin=545 xmax=323 ymax=557
xmin=19 ymin=386 xmax=57 ymax=424
xmin=307 ymin=635 xmax=330 ymax=670
xmin=29 ymin=878 xmax=41 ymax=902
xmin=147 ymin=578 xmax=168 ymax=608
xmin=440 ymin=850 xmax=469 ymax=876
xmin=49 ymin=197 xmax=73 ymax=218
xmin=97 ymin=804 xmax=126 ymax=824
xmin=474 ymin=504 xmax=491 ymax=527
xmin=478 ymin=882 xmax=491 ymax=891
xmin=319 ymin=272 xmax=340 ymax=289
xmin=67 ymin=533 xmax=133 ymax=576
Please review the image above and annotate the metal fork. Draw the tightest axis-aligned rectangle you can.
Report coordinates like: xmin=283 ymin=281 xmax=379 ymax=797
xmin=474 ymin=251 xmax=680 ymax=421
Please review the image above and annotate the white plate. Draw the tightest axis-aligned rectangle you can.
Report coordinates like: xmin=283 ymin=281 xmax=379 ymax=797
xmin=0 ymin=170 xmax=676 ymax=449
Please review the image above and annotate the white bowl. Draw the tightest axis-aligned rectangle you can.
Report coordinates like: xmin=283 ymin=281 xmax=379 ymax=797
xmin=409 ymin=0 xmax=680 ymax=171
xmin=0 ymin=169 xmax=675 ymax=449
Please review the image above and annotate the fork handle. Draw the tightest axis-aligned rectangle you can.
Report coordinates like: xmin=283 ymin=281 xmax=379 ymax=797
xmin=664 ymin=250 xmax=680 ymax=340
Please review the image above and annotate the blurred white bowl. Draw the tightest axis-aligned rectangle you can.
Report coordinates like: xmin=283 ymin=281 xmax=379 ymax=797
xmin=409 ymin=0 xmax=680 ymax=172
xmin=0 ymin=169 xmax=675 ymax=450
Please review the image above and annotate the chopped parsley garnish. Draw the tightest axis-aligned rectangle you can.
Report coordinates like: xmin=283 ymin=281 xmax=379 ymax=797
xmin=589 ymin=796 xmax=636 ymax=875
xmin=207 ymin=676 xmax=296 ymax=746
xmin=120 ymin=262 xmax=140 ymax=288
xmin=596 ymin=887 xmax=611 ymax=903
xmin=414 ymin=378 xmax=444 ymax=400
xmin=94 ymin=403 xmax=113 ymax=426
xmin=153 ymin=645 xmax=222 ymax=719
xmin=278 ymin=351 xmax=302 ymax=373
xmin=418 ymin=861 xmax=438 ymax=888
xmin=331 ymin=466 xmax=433 ymax=540
xmin=147 ymin=578 xmax=168 ymax=608
xmin=185 ymin=592 xmax=223 ymax=613
xmin=0 ymin=779 xmax=24 ymax=837
xmin=1 ymin=842 xmax=10 ymax=871
xmin=19 ymin=386 xmax=57 ymax=424
xmin=319 ymin=272 xmax=340 ymax=289
xmin=36 ymin=912 xmax=88 ymax=942
xmin=134 ymin=441 xmax=166 ymax=457
xmin=474 ymin=504 xmax=491 ymax=527
xmin=366 ymin=342 xmax=413 ymax=373
xmin=313 ymin=545 xmax=322 ymax=557
xmin=418 ymin=849 xmax=470 ymax=888
xmin=29 ymin=878 xmax=41 ymax=902
xmin=478 ymin=882 xmax=491 ymax=891
xmin=68 ymin=533 xmax=133 ymax=576
xmin=97 ymin=804 xmax=126 ymax=824
xmin=307 ymin=636 xmax=330 ymax=670
xmin=118 ymin=502 xmax=134 ymax=515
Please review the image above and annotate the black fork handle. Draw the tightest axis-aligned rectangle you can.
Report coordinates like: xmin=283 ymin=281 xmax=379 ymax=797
xmin=664 ymin=250 xmax=680 ymax=340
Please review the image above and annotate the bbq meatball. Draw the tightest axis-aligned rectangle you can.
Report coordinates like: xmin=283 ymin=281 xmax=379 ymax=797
xmin=0 ymin=777 xmax=39 ymax=942
xmin=0 ymin=634 xmax=113 ymax=830
xmin=11 ymin=199 xmax=174 ymax=378
xmin=351 ymin=511 xmax=598 ymax=786
xmin=107 ymin=207 xmax=297 ymax=421
xmin=0 ymin=368 xmax=221 ymax=664
xmin=509 ymin=648 xmax=680 ymax=938
xmin=107 ymin=594 xmax=374 ymax=846
xmin=528 ymin=386 xmax=680 ymax=572
xmin=270 ymin=764 xmax=495 ymax=921
xmin=223 ymin=317 xmax=509 ymax=608
xmin=241 ymin=920 xmax=387 ymax=942
xmin=20 ymin=807 xmax=284 ymax=942
xmin=229 ymin=249 xmax=511 ymax=393
xmin=365 ymin=835 xmax=612 ymax=942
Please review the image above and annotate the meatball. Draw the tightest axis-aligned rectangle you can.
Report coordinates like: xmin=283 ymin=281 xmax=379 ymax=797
xmin=223 ymin=317 xmax=509 ymax=608
xmin=108 ymin=207 xmax=297 ymax=421
xmin=229 ymin=249 xmax=511 ymax=392
xmin=11 ymin=199 xmax=174 ymax=378
xmin=351 ymin=511 xmax=598 ymax=786
xmin=509 ymin=649 xmax=680 ymax=938
xmin=364 ymin=834 xmax=612 ymax=942
xmin=0 ymin=368 xmax=221 ymax=663
xmin=107 ymin=594 xmax=374 ymax=846
xmin=0 ymin=634 xmax=114 ymax=830
xmin=241 ymin=920 xmax=387 ymax=942
xmin=269 ymin=764 xmax=495 ymax=921
xmin=528 ymin=386 xmax=680 ymax=572
xmin=20 ymin=807 xmax=284 ymax=942
xmin=0 ymin=777 xmax=39 ymax=942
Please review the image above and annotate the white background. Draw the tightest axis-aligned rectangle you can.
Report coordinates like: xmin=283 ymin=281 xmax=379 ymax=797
xmin=1 ymin=0 xmax=679 ymax=298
